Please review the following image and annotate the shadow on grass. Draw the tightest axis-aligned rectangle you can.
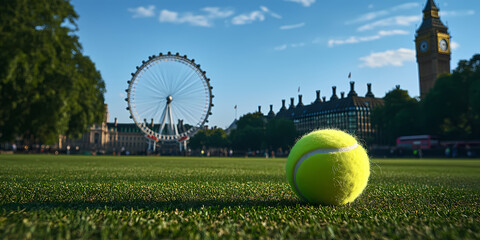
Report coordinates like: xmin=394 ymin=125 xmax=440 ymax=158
xmin=0 ymin=199 xmax=306 ymax=212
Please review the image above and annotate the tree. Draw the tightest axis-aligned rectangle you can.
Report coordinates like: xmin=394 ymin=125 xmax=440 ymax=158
xmin=265 ymin=118 xmax=297 ymax=150
xmin=423 ymin=54 xmax=480 ymax=139
xmin=371 ymin=86 xmax=421 ymax=145
xmin=228 ymin=112 xmax=265 ymax=151
xmin=189 ymin=128 xmax=228 ymax=150
xmin=0 ymin=0 xmax=106 ymax=144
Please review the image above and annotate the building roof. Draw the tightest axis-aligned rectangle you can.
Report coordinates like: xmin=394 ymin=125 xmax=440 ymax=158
xmin=107 ymin=123 xmax=142 ymax=133
xmin=271 ymin=82 xmax=384 ymax=120
xmin=287 ymin=96 xmax=384 ymax=119
xmin=276 ymin=97 xmax=384 ymax=121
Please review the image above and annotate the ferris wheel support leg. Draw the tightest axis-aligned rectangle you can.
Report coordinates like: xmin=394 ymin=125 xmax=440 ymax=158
xmin=158 ymin=104 xmax=169 ymax=135
xmin=166 ymin=104 xmax=179 ymax=136
xmin=179 ymin=140 xmax=187 ymax=153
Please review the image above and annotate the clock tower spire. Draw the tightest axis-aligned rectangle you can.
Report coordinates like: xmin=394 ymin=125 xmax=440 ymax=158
xmin=415 ymin=0 xmax=451 ymax=99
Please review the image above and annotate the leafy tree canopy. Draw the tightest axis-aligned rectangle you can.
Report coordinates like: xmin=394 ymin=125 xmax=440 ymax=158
xmin=229 ymin=112 xmax=266 ymax=151
xmin=189 ymin=128 xmax=228 ymax=150
xmin=0 ymin=0 xmax=106 ymax=144
xmin=265 ymin=118 xmax=297 ymax=150
xmin=371 ymin=86 xmax=421 ymax=145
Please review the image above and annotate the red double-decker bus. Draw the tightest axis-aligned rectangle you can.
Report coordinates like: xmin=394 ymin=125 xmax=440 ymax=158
xmin=396 ymin=135 xmax=439 ymax=149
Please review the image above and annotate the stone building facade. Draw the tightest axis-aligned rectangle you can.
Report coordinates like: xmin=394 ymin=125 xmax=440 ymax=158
xmin=60 ymin=105 xmax=148 ymax=154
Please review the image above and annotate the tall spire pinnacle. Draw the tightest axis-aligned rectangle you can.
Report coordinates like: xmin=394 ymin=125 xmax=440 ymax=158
xmin=423 ymin=0 xmax=439 ymax=12
xmin=423 ymin=0 xmax=440 ymax=19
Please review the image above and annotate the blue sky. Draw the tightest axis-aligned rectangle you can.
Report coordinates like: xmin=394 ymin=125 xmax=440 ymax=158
xmin=71 ymin=0 xmax=479 ymax=128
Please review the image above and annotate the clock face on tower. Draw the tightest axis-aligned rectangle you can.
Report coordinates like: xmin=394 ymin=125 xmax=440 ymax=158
xmin=439 ymin=39 xmax=448 ymax=51
xmin=420 ymin=40 xmax=429 ymax=52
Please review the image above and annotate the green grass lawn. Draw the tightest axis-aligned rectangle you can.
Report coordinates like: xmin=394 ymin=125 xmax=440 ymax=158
xmin=0 ymin=155 xmax=479 ymax=239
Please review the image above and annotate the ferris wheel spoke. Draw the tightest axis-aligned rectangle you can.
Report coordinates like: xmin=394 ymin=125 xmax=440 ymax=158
xmin=141 ymin=73 xmax=169 ymax=97
xmin=171 ymin=68 xmax=198 ymax=96
xmin=175 ymin=88 xmax=206 ymax=101
xmin=136 ymin=82 xmax=165 ymax=97
xmin=174 ymin=81 xmax=204 ymax=95
xmin=171 ymin=104 xmax=200 ymax=126
xmin=149 ymin=65 xmax=171 ymax=95
xmin=172 ymin=75 xmax=203 ymax=97
xmin=174 ymin=100 xmax=205 ymax=113
xmin=174 ymin=101 xmax=205 ymax=121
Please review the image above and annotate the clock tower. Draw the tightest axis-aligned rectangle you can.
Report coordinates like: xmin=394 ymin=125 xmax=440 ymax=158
xmin=415 ymin=0 xmax=451 ymax=99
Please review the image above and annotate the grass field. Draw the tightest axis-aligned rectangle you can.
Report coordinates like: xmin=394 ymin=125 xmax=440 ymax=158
xmin=0 ymin=155 xmax=479 ymax=239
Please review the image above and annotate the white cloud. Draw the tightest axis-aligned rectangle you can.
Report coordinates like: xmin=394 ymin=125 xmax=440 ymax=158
xmin=128 ymin=5 xmax=156 ymax=18
xmin=391 ymin=2 xmax=420 ymax=11
xmin=357 ymin=15 xmax=421 ymax=31
xmin=347 ymin=2 xmax=419 ymax=24
xmin=347 ymin=10 xmax=389 ymax=24
xmin=260 ymin=6 xmax=282 ymax=19
xmin=232 ymin=6 xmax=282 ymax=25
xmin=280 ymin=22 xmax=305 ymax=30
xmin=159 ymin=7 xmax=234 ymax=27
xmin=440 ymin=10 xmax=475 ymax=17
xmin=274 ymin=44 xmax=287 ymax=51
xmin=285 ymin=0 xmax=316 ymax=7
xmin=328 ymin=29 xmax=409 ymax=47
xmin=451 ymin=41 xmax=460 ymax=50
xmin=203 ymin=7 xmax=235 ymax=18
xmin=274 ymin=42 xmax=305 ymax=51
xmin=359 ymin=48 xmax=415 ymax=68
xmin=232 ymin=11 xmax=265 ymax=25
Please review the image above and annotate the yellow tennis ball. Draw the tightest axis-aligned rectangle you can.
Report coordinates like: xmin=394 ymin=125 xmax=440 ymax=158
xmin=286 ymin=129 xmax=370 ymax=205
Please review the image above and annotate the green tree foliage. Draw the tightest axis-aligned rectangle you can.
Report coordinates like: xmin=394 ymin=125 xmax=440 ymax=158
xmin=189 ymin=128 xmax=228 ymax=150
xmin=265 ymin=118 xmax=297 ymax=150
xmin=0 ymin=0 xmax=106 ymax=144
xmin=423 ymin=54 xmax=480 ymax=139
xmin=371 ymin=86 xmax=421 ymax=145
xmin=229 ymin=112 xmax=265 ymax=151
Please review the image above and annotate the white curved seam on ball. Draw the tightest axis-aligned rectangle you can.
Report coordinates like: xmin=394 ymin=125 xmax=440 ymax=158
xmin=293 ymin=143 xmax=359 ymax=201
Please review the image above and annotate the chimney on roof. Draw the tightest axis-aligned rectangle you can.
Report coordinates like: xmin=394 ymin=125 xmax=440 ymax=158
xmin=322 ymin=96 xmax=326 ymax=102
xmin=297 ymin=95 xmax=304 ymax=107
xmin=267 ymin=104 xmax=275 ymax=118
xmin=330 ymin=86 xmax=339 ymax=101
xmin=315 ymin=90 xmax=322 ymax=103
xmin=289 ymin=97 xmax=295 ymax=109
xmin=258 ymin=105 xmax=262 ymax=113
xmin=151 ymin=118 xmax=154 ymax=127
xmin=348 ymin=81 xmax=358 ymax=97
xmin=366 ymin=83 xmax=375 ymax=98
xmin=341 ymin=91 xmax=345 ymax=99
xmin=114 ymin=117 xmax=118 ymax=127
xmin=281 ymin=99 xmax=287 ymax=110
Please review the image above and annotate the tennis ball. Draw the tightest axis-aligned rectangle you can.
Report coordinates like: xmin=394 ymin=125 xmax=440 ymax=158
xmin=286 ymin=129 xmax=370 ymax=205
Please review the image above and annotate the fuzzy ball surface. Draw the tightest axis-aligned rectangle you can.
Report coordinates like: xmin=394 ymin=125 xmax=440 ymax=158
xmin=286 ymin=129 xmax=370 ymax=205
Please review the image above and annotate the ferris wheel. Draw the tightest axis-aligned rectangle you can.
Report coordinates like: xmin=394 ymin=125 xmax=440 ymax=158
xmin=125 ymin=52 xmax=213 ymax=149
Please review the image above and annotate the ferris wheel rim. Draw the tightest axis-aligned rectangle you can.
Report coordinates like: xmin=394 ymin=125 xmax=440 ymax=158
xmin=125 ymin=52 xmax=213 ymax=142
